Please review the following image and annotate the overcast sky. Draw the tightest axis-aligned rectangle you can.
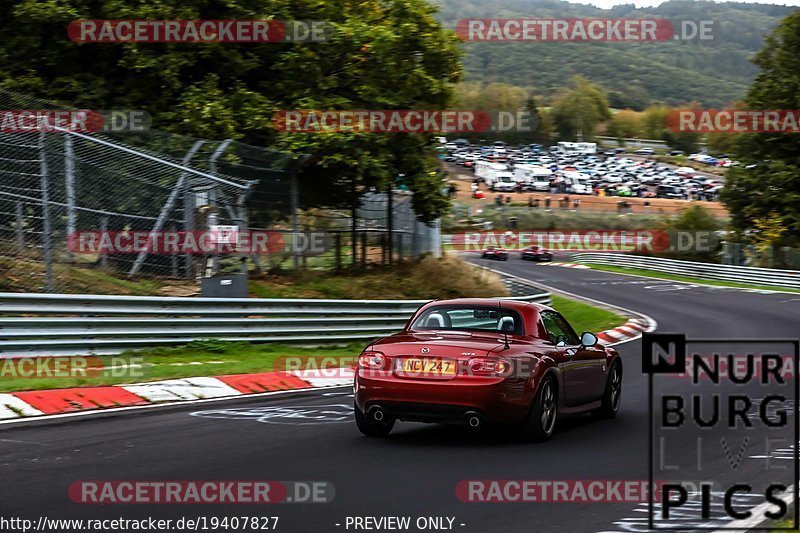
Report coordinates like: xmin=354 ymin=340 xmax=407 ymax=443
xmin=565 ymin=0 xmax=800 ymax=7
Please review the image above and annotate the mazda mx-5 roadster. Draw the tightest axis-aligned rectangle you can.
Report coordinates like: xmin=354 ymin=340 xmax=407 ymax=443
xmin=353 ymin=298 xmax=621 ymax=441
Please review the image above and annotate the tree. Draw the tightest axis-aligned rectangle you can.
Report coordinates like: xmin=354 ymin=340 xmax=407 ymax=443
xmin=524 ymin=96 xmax=552 ymax=146
xmin=606 ymin=109 xmax=643 ymax=145
xmin=0 ymin=0 xmax=463 ymax=224
xmin=705 ymin=132 xmax=735 ymax=154
xmin=721 ymin=11 xmax=800 ymax=242
xmin=661 ymin=130 xmax=700 ymax=154
xmin=550 ymin=76 xmax=611 ymax=141
xmin=640 ymin=105 xmax=671 ymax=139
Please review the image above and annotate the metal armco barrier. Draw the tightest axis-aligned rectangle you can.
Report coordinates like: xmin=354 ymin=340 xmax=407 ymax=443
xmin=571 ymin=253 xmax=800 ymax=289
xmin=0 ymin=291 xmax=551 ymax=357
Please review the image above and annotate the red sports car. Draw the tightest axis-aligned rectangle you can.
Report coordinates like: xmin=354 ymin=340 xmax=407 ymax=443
xmin=520 ymin=245 xmax=553 ymax=262
xmin=354 ymin=298 xmax=621 ymax=441
xmin=481 ymin=246 xmax=509 ymax=261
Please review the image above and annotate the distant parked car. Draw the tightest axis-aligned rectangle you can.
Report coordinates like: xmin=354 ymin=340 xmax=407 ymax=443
xmin=633 ymin=148 xmax=655 ymax=156
xmin=656 ymin=185 xmax=684 ymax=199
xmin=669 ymin=150 xmax=684 ymax=156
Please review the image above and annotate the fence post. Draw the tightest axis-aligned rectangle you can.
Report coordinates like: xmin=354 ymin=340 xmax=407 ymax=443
xmin=39 ymin=133 xmax=54 ymax=293
xmin=183 ymin=186 xmax=195 ymax=279
xmin=64 ymin=134 xmax=76 ymax=263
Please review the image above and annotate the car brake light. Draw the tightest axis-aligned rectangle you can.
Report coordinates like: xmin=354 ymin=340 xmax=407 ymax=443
xmin=358 ymin=351 xmax=386 ymax=370
xmin=468 ymin=358 xmax=512 ymax=376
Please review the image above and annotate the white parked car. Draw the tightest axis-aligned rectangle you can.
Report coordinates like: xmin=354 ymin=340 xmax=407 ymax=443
xmin=492 ymin=175 xmax=518 ymax=192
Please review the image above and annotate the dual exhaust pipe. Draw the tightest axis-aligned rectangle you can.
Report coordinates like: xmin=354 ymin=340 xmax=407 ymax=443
xmin=368 ymin=405 xmax=481 ymax=429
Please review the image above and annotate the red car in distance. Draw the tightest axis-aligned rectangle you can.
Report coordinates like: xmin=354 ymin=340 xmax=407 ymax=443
xmin=521 ymin=245 xmax=553 ymax=262
xmin=353 ymin=298 xmax=621 ymax=441
xmin=481 ymin=246 xmax=509 ymax=261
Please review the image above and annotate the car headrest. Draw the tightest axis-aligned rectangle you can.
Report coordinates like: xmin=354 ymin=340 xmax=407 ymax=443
xmin=498 ymin=316 xmax=515 ymax=332
xmin=426 ymin=313 xmax=445 ymax=328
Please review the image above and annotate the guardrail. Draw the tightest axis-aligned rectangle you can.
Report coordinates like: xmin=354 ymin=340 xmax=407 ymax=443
xmin=571 ymin=253 xmax=800 ymax=289
xmin=0 ymin=290 xmax=551 ymax=357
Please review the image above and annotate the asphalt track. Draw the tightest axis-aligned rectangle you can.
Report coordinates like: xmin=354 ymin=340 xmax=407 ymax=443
xmin=2 ymin=259 xmax=800 ymax=533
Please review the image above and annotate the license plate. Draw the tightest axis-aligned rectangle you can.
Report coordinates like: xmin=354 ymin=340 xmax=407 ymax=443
xmin=399 ymin=358 xmax=456 ymax=377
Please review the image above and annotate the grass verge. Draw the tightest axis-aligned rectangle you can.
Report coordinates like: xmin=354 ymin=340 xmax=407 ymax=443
xmin=0 ymin=255 xmax=510 ymax=299
xmin=550 ymin=294 xmax=627 ymax=334
xmin=585 ymin=263 xmax=800 ymax=294
xmin=248 ymin=255 xmax=508 ymax=299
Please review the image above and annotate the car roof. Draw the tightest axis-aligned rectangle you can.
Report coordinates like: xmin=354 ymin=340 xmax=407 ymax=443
xmin=421 ymin=298 xmax=552 ymax=313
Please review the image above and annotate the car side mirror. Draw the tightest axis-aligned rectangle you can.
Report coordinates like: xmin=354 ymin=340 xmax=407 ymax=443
xmin=580 ymin=332 xmax=598 ymax=347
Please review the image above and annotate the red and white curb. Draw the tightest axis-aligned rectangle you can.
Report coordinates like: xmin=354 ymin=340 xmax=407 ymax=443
xmin=0 ymin=370 xmax=354 ymax=421
xmin=596 ymin=317 xmax=654 ymax=346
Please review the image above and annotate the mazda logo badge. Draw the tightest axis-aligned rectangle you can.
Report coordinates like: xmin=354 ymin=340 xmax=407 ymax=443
xmin=421 ymin=347 xmax=430 ymax=354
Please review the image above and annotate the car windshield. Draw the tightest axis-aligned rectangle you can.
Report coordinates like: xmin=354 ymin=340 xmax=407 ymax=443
xmin=409 ymin=305 xmax=524 ymax=336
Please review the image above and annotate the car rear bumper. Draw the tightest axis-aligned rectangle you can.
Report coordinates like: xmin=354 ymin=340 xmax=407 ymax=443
xmin=354 ymin=372 xmax=531 ymax=424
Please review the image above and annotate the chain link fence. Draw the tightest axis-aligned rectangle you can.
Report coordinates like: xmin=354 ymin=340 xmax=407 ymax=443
xmin=0 ymin=89 xmax=441 ymax=294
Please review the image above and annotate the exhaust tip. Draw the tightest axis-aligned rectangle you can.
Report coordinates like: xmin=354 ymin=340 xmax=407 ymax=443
xmin=465 ymin=412 xmax=481 ymax=429
xmin=371 ymin=407 xmax=385 ymax=422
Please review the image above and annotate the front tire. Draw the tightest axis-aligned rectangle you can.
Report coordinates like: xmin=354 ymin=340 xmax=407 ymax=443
xmin=517 ymin=376 xmax=557 ymax=442
xmin=593 ymin=362 xmax=622 ymax=419
xmin=354 ymin=403 xmax=395 ymax=437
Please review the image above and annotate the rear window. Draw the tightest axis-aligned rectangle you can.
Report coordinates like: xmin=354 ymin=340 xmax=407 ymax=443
xmin=409 ymin=305 xmax=524 ymax=336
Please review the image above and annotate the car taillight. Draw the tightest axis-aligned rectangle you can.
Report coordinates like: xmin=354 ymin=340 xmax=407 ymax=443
xmin=468 ymin=358 xmax=512 ymax=376
xmin=358 ymin=351 xmax=386 ymax=370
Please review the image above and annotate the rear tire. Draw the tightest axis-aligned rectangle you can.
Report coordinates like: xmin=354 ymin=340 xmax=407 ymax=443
xmin=593 ymin=362 xmax=622 ymax=419
xmin=354 ymin=403 xmax=395 ymax=437
xmin=517 ymin=376 xmax=557 ymax=442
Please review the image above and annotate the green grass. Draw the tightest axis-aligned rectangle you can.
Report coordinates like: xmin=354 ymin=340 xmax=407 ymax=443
xmin=585 ymin=264 xmax=800 ymax=294
xmin=0 ymin=341 xmax=364 ymax=393
xmin=550 ymin=294 xmax=627 ymax=334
